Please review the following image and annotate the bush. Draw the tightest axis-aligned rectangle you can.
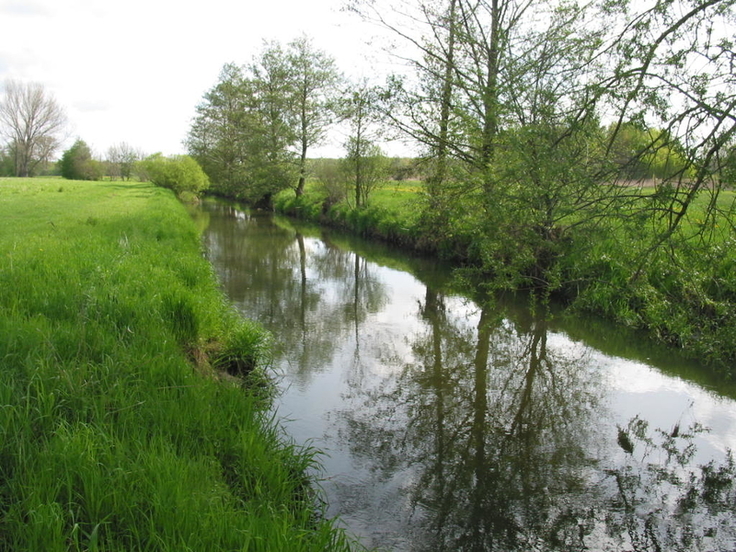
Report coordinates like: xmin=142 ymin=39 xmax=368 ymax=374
xmin=60 ymin=139 xmax=104 ymax=181
xmin=142 ymin=154 xmax=210 ymax=196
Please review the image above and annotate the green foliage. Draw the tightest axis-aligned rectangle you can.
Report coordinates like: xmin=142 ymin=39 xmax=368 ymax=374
xmin=565 ymin=208 xmax=736 ymax=373
xmin=0 ymin=143 xmax=16 ymax=176
xmin=342 ymin=139 xmax=390 ymax=208
xmin=60 ymin=139 xmax=104 ymax=181
xmin=187 ymin=37 xmax=340 ymax=203
xmin=274 ymin=186 xmax=326 ymax=220
xmin=187 ymin=63 xmax=296 ymax=204
xmin=718 ymin=145 xmax=736 ymax=188
xmin=286 ymin=36 xmax=341 ymax=196
xmin=311 ymin=158 xmax=346 ymax=206
xmin=606 ymin=123 xmax=694 ymax=181
xmin=388 ymin=157 xmax=420 ymax=181
xmin=0 ymin=178 xmax=355 ymax=551
xmin=275 ymin=181 xmax=426 ymax=249
xmin=141 ymin=153 xmax=210 ymax=196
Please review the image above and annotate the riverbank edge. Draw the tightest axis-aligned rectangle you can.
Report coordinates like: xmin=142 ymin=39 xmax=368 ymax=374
xmin=272 ymin=189 xmax=736 ymax=377
xmin=0 ymin=178 xmax=355 ymax=551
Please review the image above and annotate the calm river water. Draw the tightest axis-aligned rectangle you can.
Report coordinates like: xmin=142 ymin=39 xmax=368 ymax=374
xmin=196 ymin=200 xmax=736 ymax=551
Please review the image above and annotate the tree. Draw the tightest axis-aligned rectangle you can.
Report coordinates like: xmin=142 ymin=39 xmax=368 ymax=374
xmin=358 ymin=0 xmax=611 ymax=280
xmin=187 ymin=60 xmax=297 ymax=204
xmin=311 ymin=158 xmax=346 ymax=206
xmin=106 ymin=142 xmax=141 ymax=181
xmin=59 ymin=139 xmax=103 ymax=181
xmin=187 ymin=63 xmax=251 ymax=196
xmin=599 ymin=0 xmax=736 ymax=250
xmin=141 ymin=154 xmax=210 ymax=196
xmin=187 ymin=38 xmax=340 ymax=205
xmin=0 ymin=80 xmax=66 ymax=177
xmin=247 ymin=41 xmax=300 ymax=203
xmin=0 ymin=144 xmax=17 ymax=176
xmin=340 ymin=82 xmax=389 ymax=208
xmin=286 ymin=36 xmax=341 ymax=196
xmin=342 ymin=139 xmax=389 ymax=208
xmin=251 ymin=41 xmax=297 ymax=168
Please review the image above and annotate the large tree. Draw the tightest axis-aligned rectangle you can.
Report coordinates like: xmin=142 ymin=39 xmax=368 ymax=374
xmin=356 ymin=0 xmax=610 ymax=277
xmin=187 ymin=63 xmax=253 ymax=197
xmin=286 ymin=36 xmax=341 ymax=196
xmin=0 ymin=80 xmax=67 ymax=177
xmin=188 ymin=38 xmax=339 ymax=203
xmin=187 ymin=59 xmax=297 ymax=204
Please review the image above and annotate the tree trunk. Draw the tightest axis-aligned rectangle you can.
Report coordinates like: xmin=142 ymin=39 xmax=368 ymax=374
xmin=429 ymin=0 xmax=458 ymax=205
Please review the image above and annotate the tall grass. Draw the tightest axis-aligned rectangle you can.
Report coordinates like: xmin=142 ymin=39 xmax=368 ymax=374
xmin=0 ymin=178 xmax=355 ymax=551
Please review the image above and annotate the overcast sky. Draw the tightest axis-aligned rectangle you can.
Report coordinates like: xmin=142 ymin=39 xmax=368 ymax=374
xmin=0 ymin=0 xmax=405 ymax=158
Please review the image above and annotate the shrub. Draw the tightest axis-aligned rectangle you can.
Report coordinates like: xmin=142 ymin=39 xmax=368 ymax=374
xmin=142 ymin=154 xmax=210 ymax=196
xmin=60 ymin=139 xmax=104 ymax=181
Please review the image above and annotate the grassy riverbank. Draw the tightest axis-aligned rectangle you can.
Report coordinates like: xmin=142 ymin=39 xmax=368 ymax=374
xmin=0 ymin=178 xmax=354 ymax=551
xmin=274 ymin=181 xmax=736 ymax=375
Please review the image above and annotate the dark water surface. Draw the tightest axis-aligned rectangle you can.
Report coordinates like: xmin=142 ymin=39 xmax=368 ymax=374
xmin=197 ymin=200 xmax=736 ymax=551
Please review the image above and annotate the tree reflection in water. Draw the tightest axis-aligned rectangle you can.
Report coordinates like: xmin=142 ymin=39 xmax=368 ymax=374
xmin=200 ymin=201 xmax=735 ymax=551
xmin=336 ymin=291 xmax=736 ymax=551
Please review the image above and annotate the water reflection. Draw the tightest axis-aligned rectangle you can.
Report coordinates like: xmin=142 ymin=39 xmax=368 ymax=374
xmin=199 ymin=201 xmax=736 ymax=551
xmin=338 ymin=302 xmax=607 ymax=550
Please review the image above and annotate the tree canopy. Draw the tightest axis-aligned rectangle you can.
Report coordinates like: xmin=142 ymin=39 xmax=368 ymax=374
xmin=60 ymin=139 xmax=103 ymax=181
xmin=187 ymin=37 xmax=340 ymax=204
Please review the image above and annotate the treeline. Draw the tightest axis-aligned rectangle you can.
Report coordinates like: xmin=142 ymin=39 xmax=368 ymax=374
xmin=0 ymin=132 xmax=211 ymax=203
xmin=185 ymin=0 xmax=736 ymax=372
xmin=187 ymin=1 xmax=735 ymax=227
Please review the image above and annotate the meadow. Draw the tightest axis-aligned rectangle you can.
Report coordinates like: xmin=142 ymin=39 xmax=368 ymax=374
xmin=0 ymin=178 xmax=354 ymax=551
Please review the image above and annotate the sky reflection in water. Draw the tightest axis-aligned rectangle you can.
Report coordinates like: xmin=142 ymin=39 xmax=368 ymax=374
xmin=199 ymin=201 xmax=736 ymax=552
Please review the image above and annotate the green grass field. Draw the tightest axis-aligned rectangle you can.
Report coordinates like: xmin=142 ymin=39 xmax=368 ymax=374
xmin=0 ymin=178 xmax=354 ymax=551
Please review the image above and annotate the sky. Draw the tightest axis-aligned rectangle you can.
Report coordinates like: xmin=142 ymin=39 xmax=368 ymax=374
xmin=0 ymin=0 xmax=407 ymax=159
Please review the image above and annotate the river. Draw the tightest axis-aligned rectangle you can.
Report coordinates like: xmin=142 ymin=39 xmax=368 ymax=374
xmin=196 ymin=199 xmax=736 ymax=551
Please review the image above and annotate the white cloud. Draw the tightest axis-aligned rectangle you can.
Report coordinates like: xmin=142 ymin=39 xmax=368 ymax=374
xmin=0 ymin=0 xmax=395 ymax=159
xmin=0 ymin=0 xmax=50 ymax=16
